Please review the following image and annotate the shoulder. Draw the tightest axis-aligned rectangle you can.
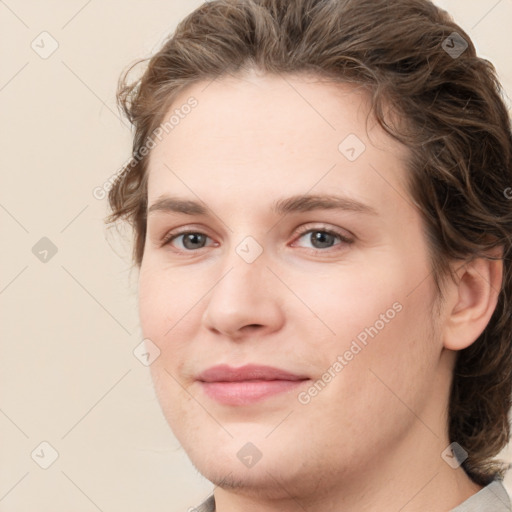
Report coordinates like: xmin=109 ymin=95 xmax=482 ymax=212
xmin=191 ymin=494 xmax=215 ymax=512
xmin=451 ymin=479 xmax=512 ymax=511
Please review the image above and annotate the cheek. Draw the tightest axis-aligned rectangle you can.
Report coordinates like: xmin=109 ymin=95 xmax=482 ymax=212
xmin=138 ymin=262 xmax=207 ymax=405
xmin=138 ymin=263 xmax=162 ymax=329
xmin=307 ymin=273 xmax=439 ymax=431
xmin=137 ymin=261 xmax=193 ymax=342
xmin=138 ymin=266 xmax=197 ymax=420
xmin=286 ymin=251 xmax=427 ymax=350
xmin=292 ymin=296 xmax=438 ymax=470
xmin=294 ymin=246 xmax=438 ymax=401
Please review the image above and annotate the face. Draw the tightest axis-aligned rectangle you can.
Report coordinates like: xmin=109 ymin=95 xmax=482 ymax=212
xmin=138 ymin=70 xmax=449 ymax=499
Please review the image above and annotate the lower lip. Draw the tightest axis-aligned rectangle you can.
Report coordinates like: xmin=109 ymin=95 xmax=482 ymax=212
xmin=199 ymin=380 xmax=308 ymax=406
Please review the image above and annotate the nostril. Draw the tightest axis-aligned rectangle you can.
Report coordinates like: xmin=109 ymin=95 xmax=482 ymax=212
xmin=241 ymin=324 xmax=264 ymax=333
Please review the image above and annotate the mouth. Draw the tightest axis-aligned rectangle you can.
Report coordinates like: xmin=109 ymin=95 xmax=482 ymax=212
xmin=196 ymin=364 xmax=310 ymax=406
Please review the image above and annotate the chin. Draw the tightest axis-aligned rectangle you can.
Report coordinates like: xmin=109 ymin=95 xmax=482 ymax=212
xmin=193 ymin=460 xmax=306 ymax=499
xmin=185 ymin=437 xmax=315 ymax=497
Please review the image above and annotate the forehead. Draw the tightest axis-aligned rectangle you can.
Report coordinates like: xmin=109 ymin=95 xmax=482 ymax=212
xmin=146 ymin=71 xmax=411 ymax=213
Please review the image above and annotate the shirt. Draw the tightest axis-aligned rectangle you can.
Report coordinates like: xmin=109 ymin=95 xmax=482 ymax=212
xmin=192 ymin=479 xmax=511 ymax=511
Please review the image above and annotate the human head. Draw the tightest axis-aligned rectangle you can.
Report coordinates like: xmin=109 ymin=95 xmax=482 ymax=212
xmin=106 ymin=0 xmax=512 ymax=490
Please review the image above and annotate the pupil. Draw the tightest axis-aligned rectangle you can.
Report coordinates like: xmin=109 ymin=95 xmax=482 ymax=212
xmin=184 ymin=233 xmax=204 ymax=249
xmin=312 ymin=231 xmax=333 ymax=248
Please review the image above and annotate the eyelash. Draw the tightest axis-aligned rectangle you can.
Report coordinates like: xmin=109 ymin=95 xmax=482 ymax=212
xmin=160 ymin=225 xmax=353 ymax=254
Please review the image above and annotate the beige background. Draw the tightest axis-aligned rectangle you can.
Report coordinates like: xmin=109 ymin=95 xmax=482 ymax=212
xmin=1 ymin=1 xmax=511 ymax=510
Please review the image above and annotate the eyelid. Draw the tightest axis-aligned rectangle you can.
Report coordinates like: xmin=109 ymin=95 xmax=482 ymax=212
xmin=291 ymin=222 xmax=354 ymax=242
xmin=160 ymin=222 xmax=354 ymax=252
xmin=289 ymin=225 xmax=354 ymax=253
xmin=160 ymin=227 xmax=216 ymax=249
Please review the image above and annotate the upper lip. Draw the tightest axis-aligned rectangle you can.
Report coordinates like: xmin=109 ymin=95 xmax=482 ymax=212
xmin=197 ymin=364 xmax=309 ymax=382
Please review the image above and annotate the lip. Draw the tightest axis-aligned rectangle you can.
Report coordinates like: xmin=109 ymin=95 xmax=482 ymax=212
xmin=197 ymin=364 xmax=310 ymax=406
xmin=198 ymin=364 xmax=308 ymax=382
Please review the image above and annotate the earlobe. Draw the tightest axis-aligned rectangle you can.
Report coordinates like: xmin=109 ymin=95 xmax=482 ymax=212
xmin=443 ymin=251 xmax=503 ymax=351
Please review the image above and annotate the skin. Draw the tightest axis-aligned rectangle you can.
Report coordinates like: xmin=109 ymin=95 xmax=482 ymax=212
xmin=137 ymin=69 xmax=502 ymax=511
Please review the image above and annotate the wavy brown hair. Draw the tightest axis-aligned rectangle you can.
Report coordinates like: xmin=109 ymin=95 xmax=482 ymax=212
xmin=105 ymin=0 xmax=512 ymax=485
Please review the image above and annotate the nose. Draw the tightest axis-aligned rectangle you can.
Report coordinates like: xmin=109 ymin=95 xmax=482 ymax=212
xmin=201 ymin=248 xmax=285 ymax=340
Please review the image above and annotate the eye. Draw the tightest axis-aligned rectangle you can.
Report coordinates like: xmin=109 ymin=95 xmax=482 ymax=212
xmin=160 ymin=225 xmax=353 ymax=253
xmin=161 ymin=231 xmax=215 ymax=251
xmin=292 ymin=226 xmax=353 ymax=251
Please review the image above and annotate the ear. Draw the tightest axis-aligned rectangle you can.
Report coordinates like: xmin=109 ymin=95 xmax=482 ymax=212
xmin=443 ymin=249 xmax=503 ymax=351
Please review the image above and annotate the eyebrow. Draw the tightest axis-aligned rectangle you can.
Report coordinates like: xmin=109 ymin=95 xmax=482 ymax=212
xmin=147 ymin=193 xmax=378 ymax=217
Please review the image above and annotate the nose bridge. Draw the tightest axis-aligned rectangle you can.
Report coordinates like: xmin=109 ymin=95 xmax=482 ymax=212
xmin=201 ymin=236 xmax=283 ymax=336
xmin=213 ymin=237 xmax=268 ymax=307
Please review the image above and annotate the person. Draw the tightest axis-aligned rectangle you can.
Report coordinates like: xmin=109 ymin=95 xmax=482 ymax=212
xmin=105 ymin=0 xmax=512 ymax=510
